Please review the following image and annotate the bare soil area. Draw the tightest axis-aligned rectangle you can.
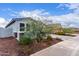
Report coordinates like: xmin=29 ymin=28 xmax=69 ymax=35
xmin=0 ymin=37 xmax=62 ymax=56
xmin=0 ymin=37 xmax=18 ymax=56
xmin=18 ymin=38 xmax=62 ymax=56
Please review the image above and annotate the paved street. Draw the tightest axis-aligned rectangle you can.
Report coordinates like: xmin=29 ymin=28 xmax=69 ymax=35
xmin=31 ymin=34 xmax=79 ymax=56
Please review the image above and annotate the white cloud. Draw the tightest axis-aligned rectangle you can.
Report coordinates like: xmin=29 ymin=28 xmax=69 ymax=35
xmin=0 ymin=17 xmax=9 ymax=28
xmin=1 ymin=4 xmax=79 ymax=28
xmin=64 ymin=3 xmax=79 ymax=10
xmin=57 ymin=3 xmax=79 ymax=9
xmin=69 ymin=24 xmax=78 ymax=28
xmin=16 ymin=9 xmax=50 ymax=19
xmin=57 ymin=3 xmax=79 ymax=14
xmin=46 ymin=13 xmax=79 ymax=28
xmin=48 ymin=3 xmax=79 ymax=28
xmin=0 ymin=9 xmax=50 ymax=28
xmin=12 ymin=7 xmax=79 ymax=28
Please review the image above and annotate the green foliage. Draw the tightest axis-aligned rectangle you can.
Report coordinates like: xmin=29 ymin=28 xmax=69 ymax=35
xmin=47 ymin=35 xmax=52 ymax=41
xmin=19 ymin=35 xmax=32 ymax=45
xmin=56 ymin=32 xmax=65 ymax=35
xmin=25 ymin=19 xmax=51 ymax=43
xmin=49 ymin=23 xmax=63 ymax=34
xmin=63 ymin=28 xmax=75 ymax=33
xmin=19 ymin=18 xmax=65 ymax=44
xmin=52 ymin=23 xmax=62 ymax=29
xmin=49 ymin=23 xmax=75 ymax=35
xmin=55 ymin=28 xmax=75 ymax=35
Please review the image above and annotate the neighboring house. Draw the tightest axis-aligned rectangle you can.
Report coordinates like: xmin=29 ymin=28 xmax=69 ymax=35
xmin=5 ymin=17 xmax=34 ymax=40
xmin=0 ymin=27 xmax=13 ymax=38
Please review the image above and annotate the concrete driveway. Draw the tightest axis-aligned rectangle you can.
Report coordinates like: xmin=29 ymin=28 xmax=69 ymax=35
xmin=50 ymin=34 xmax=77 ymax=40
xmin=31 ymin=34 xmax=79 ymax=56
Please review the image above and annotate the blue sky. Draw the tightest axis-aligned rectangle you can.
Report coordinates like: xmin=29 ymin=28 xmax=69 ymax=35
xmin=0 ymin=3 xmax=73 ymax=19
xmin=0 ymin=3 xmax=79 ymax=28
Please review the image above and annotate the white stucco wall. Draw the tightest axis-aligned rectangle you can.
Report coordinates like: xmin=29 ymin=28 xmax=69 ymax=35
xmin=6 ymin=22 xmax=19 ymax=33
xmin=4 ymin=19 xmax=30 ymax=40
xmin=0 ymin=28 xmax=13 ymax=38
xmin=6 ymin=20 xmax=28 ymax=33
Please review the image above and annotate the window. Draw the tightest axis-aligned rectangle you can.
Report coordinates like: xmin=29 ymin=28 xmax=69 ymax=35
xmin=14 ymin=32 xmax=17 ymax=38
xmin=20 ymin=33 xmax=24 ymax=38
xmin=26 ymin=24 xmax=30 ymax=31
xmin=20 ymin=23 xmax=25 ymax=31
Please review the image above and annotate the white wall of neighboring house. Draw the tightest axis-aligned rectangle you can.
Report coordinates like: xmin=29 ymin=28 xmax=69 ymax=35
xmin=6 ymin=19 xmax=29 ymax=40
xmin=6 ymin=21 xmax=19 ymax=33
xmin=15 ymin=20 xmax=28 ymax=40
xmin=0 ymin=28 xmax=13 ymax=38
xmin=0 ymin=18 xmax=30 ymax=40
xmin=6 ymin=19 xmax=28 ymax=32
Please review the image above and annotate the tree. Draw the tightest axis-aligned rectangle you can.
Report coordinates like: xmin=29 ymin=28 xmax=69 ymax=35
xmin=63 ymin=28 xmax=75 ymax=34
xmin=20 ymin=18 xmax=52 ymax=45
xmin=50 ymin=23 xmax=63 ymax=34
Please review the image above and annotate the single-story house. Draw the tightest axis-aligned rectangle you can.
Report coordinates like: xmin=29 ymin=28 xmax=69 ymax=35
xmin=5 ymin=17 xmax=34 ymax=40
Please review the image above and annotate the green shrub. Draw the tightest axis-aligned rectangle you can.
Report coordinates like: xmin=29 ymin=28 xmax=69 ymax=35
xmin=47 ymin=35 xmax=52 ymax=40
xmin=63 ymin=28 xmax=75 ymax=34
xmin=56 ymin=32 xmax=65 ymax=35
xmin=19 ymin=36 xmax=32 ymax=45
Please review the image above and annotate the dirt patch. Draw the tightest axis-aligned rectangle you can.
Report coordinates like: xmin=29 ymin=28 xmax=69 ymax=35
xmin=0 ymin=37 xmax=62 ymax=56
xmin=0 ymin=37 xmax=18 ymax=56
xmin=18 ymin=38 xmax=62 ymax=56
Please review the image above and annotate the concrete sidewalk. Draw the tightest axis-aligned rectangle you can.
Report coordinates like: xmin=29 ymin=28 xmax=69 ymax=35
xmin=50 ymin=34 xmax=76 ymax=40
xmin=31 ymin=39 xmax=79 ymax=56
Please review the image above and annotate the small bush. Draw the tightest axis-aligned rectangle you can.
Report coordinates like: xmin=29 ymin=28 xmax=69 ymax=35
xmin=56 ymin=32 xmax=65 ymax=35
xmin=47 ymin=35 xmax=52 ymax=41
xmin=19 ymin=36 xmax=32 ymax=45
